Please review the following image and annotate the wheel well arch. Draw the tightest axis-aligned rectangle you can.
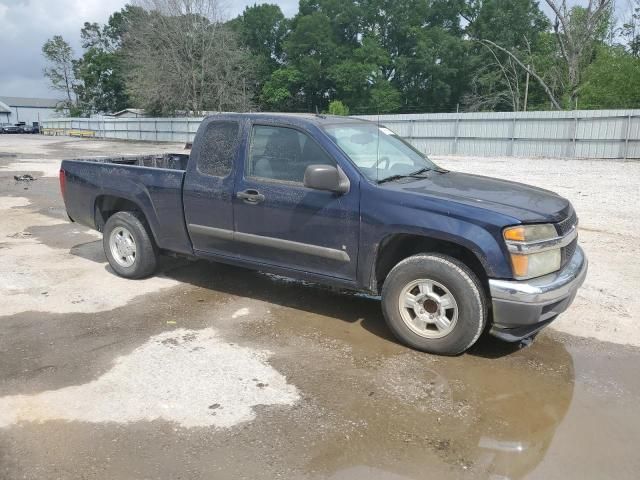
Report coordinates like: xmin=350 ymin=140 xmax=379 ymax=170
xmin=373 ymin=234 xmax=490 ymax=297
xmin=94 ymin=195 xmax=143 ymax=232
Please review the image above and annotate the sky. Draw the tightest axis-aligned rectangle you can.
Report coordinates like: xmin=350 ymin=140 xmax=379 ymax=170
xmin=0 ymin=0 xmax=630 ymax=100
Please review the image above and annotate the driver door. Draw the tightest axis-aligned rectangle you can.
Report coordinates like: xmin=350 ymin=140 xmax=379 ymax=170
xmin=232 ymin=123 xmax=360 ymax=281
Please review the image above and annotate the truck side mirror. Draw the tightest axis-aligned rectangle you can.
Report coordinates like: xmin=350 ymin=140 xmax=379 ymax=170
xmin=304 ymin=165 xmax=350 ymax=194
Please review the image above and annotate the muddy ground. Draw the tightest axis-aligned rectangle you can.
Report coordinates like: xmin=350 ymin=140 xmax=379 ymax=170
xmin=1 ymin=135 xmax=639 ymax=480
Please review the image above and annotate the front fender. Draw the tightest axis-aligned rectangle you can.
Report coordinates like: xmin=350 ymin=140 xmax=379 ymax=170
xmin=358 ymin=186 xmax=516 ymax=290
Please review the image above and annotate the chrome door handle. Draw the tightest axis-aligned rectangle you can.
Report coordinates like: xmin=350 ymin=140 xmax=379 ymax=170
xmin=237 ymin=189 xmax=265 ymax=204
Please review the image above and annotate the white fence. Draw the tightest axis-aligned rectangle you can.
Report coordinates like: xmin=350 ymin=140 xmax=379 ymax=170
xmin=43 ymin=109 xmax=640 ymax=159
xmin=42 ymin=117 xmax=203 ymax=143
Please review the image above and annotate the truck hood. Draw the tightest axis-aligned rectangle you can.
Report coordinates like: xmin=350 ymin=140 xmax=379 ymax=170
xmin=387 ymin=171 xmax=571 ymax=223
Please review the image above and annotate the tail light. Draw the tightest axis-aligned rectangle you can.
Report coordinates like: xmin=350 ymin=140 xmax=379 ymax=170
xmin=59 ymin=168 xmax=66 ymax=198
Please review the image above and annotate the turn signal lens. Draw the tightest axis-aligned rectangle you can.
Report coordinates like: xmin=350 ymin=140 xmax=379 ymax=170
xmin=504 ymin=226 xmax=525 ymax=242
xmin=510 ymin=254 xmax=529 ymax=277
xmin=504 ymin=224 xmax=557 ymax=243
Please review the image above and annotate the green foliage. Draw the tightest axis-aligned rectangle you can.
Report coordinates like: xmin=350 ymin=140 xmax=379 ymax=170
xmin=580 ymin=46 xmax=640 ymax=109
xmin=369 ymin=81 xmax=402 ymax=114
xmin=228 ymin=4 xmax=289 ymax=109
xmin=621 ymin=1 xmax=640 ymax=57
xmin=229 ymin=4 xmax=288 ymax=62
xmin=328 ymin=100 xmax=349 ymax=116
xmin=260 ymin=67 xmax=304 ymax=110
xmin=42 ymin=35 xmax=78 ymax=110
xmin=74 ymin=47 xmax=128 ymax=114
xmin=43 ymin=0 xmax=640 ymax=116
xmin=464 ymin=0 xmax=549 ymax=111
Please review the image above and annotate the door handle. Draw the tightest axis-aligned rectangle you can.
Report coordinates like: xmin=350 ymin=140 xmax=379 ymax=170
xmin=237 ymin=189 xmax=265 ymax=204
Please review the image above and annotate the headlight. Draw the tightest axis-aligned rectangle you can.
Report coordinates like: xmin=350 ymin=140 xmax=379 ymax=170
xmin=504 ymin=224 xmax=561 ymax=280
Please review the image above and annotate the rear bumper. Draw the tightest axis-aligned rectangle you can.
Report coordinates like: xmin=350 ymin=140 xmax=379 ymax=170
xmin=488 ymin=246 xmax=588 ymax=342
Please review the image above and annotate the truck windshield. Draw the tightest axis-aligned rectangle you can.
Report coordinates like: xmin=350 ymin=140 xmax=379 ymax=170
xmin=323 ymin=123 xmax=438 ymax=182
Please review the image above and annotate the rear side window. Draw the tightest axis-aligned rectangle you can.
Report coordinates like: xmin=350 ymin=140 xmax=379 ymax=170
xmin=196 ymin=121 xmax=240 ymax=177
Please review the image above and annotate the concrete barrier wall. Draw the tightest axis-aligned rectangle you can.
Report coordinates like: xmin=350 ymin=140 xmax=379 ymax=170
xmin=43 ymin=109 xmax=640 ymax=159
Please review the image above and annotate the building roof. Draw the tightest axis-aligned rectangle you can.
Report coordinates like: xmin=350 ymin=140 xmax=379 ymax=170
xmin=109 ymin=108 xmax=146 ymax=117
xmin=0 ymin=96 xmax=63 ymax=109
xmin=0 ymin=100 xmax=10 ymax=113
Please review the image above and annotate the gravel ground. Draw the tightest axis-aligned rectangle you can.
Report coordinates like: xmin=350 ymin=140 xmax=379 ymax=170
xmin=434 ymin=155 xmax=640 ymax=347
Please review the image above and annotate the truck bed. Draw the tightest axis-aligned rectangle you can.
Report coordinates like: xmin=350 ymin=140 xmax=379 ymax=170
xmin=61 ymin=153 xmax=193 ymax=255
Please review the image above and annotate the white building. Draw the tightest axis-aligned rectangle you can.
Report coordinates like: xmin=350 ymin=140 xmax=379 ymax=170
xmin=0 ymin=101 xmax=9 ymax=124
xmin=0 ymin=96 xmax=64 ymax=125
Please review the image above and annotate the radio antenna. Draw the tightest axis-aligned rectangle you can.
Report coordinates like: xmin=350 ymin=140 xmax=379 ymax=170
xmin=376 ymin=108 xmax=381 ymax=183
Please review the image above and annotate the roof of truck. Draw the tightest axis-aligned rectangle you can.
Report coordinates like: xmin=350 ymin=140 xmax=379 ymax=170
xmin=203 ymin=112 xmax=373 ymax=127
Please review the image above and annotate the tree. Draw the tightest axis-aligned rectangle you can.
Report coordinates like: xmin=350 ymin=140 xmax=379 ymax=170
xmin=580 ymin=45 xmax=640 ymax=108
xmin=228 ymin=4 xmax=289 ymax=109
xmin=357 ymin=0 xmax=468 ymax=112
xmin=260 ymin=67 xmax=304 ymax=110
xmin=544 ymin=0 xmax=613 ymax=107
xmin=42 ymin=36 xmax=79 ymax=113
xmin=620 ymin=0 xmax=640 ymax=57
xmin=123 ymin=0 xmax=255 ymax=115
xmin=229 ymin=4 xmax=288 ymax=64
xmin=464 ymin=0 xmax=550 ymax=111
xmin=73 ymin=7 xmax=142 ymax=114
xmin=283 ymin=11 xmax=340 ymax=110
xmin=328 ymin=100 xmax=349 ymax=115
xmin=74 ymin=48 xmax=128 ymax=114
xmin=278 ymin=0 xmax=468 ymax=113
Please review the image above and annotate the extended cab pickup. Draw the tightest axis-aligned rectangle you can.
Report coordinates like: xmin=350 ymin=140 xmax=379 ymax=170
xmin=60 ymin=113 xmax=587 ymax=355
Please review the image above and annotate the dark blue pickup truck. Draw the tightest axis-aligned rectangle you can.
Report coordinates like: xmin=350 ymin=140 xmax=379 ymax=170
xmin=60 ymin=113 xmax=587 ymax=355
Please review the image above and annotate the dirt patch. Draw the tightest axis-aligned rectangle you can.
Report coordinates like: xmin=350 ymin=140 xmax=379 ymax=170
xmin=0 ymin=328 xmax=299 ymax=429
xmin=0 ymin=196 xmax=179 ymax=315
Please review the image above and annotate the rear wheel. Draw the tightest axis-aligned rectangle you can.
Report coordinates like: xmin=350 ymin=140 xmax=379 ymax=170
xmin=103 ymin=211 xmax=158 ymax=279
xmin=381 ymin=254 xmax=486 ymax=355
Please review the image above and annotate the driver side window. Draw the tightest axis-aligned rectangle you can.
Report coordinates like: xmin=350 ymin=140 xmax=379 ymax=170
xmin=247 ymin=125 xmax=335 ymax=183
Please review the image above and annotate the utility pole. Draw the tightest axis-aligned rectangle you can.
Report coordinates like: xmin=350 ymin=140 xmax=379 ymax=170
xmin=523 ymin=64 xmax=530 ymax=112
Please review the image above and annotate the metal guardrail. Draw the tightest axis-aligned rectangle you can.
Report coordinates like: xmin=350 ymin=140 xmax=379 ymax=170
xmin=42 ymin=110 xmax=640 ymax=159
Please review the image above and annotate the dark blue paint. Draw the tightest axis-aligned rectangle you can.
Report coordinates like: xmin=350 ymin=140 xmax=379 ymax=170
xmin=61 ymin=113 xmax=573 ymax=292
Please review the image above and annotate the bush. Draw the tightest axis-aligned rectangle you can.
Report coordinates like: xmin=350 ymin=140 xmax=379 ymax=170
xmin=328 ymin=100 xmax=350 ymax=116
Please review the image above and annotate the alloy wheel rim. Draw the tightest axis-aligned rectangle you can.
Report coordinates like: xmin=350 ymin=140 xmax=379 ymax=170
xmin=398 ymin=279 xmax=459 ymax=339
xmin=109 ymin=226 xmax=137 ymax=268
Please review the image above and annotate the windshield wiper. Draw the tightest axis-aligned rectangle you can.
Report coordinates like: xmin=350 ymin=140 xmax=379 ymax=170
xmin=377 ymin=174 xmax=410 ymax=184
xmin=408 ymin=167 xmax=431 ymax=176
xmin=377 ymin=167 xmax=433 ymax=184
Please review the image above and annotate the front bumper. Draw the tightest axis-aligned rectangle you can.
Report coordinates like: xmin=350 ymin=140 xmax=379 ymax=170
xmin=488 ymin=246 xmax=588 ymax=342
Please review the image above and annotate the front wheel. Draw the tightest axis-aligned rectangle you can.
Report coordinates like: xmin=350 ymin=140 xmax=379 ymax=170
xmin=103 ymin=211 xmax=158 ymax=279
xmin=381 ymin=254 xmax=486 ymax=355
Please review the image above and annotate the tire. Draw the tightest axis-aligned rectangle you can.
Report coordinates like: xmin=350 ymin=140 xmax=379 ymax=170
xmin=103 ymin=211 xmax=158 ymax=279
xmin=381 ymin=254 xmax=486 ymax=355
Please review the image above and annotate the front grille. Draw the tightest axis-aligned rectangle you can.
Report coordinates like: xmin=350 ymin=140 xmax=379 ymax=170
xmin=556 ymin=209 xmax=579 ymax=268
xmin=561 ymin=238 xmax=578 ymax=267
xmin=556 ymin=209 xmax=577 ymax=236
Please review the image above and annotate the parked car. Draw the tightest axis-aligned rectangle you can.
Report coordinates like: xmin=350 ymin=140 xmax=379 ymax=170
xmin=59 ymin=113 xmax=587 ymax=355
xmin=20 ymin=125 xmax=39 ymax=134
xmin=1 ymin=125 xmax=21 ymax=133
